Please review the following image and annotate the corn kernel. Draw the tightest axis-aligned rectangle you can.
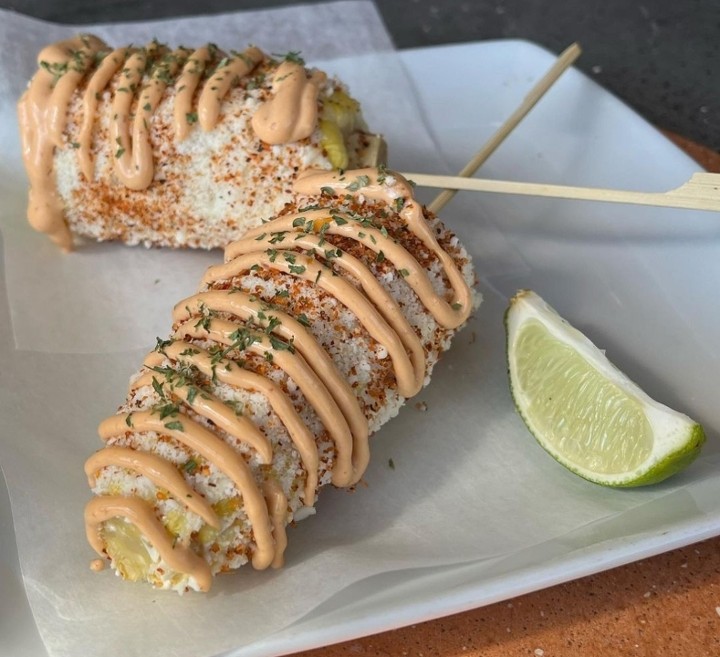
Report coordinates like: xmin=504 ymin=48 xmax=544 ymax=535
xmin=319 ymin=119 xmax=348 ymax=170
xmin=212 ymin=496 xmax=241 ymax=517
xmin=101 ymin=518 xmax=153 ymax=582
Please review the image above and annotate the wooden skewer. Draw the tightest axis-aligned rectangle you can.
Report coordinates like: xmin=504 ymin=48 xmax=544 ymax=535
xmin=428 ymin=42 xmax=583 ymax=214
xmin=404 ymin=171 xmax=720 ymax=212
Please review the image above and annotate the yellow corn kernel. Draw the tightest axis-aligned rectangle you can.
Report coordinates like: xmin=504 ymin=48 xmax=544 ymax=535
xmin=322 ymin=90 xmax=360 ymax=133
xmin=164 ymin=509 xmax=187 ymax=537
xmin=101 ymin=518 xmax=153 ymax=582
xmin=197 ymin=523 xmax=219 ymax=545
xmin=319 ymin=119 xmax=348 ymax=170
xmin=212 ymin=496 xmax=241 ymax=517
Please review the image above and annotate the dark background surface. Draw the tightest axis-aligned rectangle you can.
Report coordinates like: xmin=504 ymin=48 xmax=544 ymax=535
xmin=2 ymin=0 xmax=718 ymax=151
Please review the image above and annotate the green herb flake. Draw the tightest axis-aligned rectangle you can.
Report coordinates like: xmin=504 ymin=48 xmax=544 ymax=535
xmin=388 ymin=458 xmax=395 ymax=470
xmin=157 ymin=402 xmax=180 ymax=420
xmin=346 ymin=174 xmax=370 ymax=192
xmin=165 ymin=420 xmax=184 ymax=432
xmin=297 ymin=313 xmax=311 ymax=328
xmin=151 ymin=376 xmax=166 ymax=400
xmin=451 ymin=302 xmax=462 ymax=311
xmin=186 ymin=111 xmax=198 ymax=124
xmin=155 ymin=337 xmax=174 ymax=352
xmin=269 ymin=335 xmax=295 ymax=353
xmin=125 ymin=413 xmax=134 ymax=427
xmin=320 ymin=186 xmax=335 ymax=196
xmin=288 ymin=264 xmax=306 ymax=275
xmin=279 ymin=50 xmax=305 ymax=65
xmin=399 ymin=268 xmax=410 ymax=278
xmin=183 ymin=458 xmax=198 ymax=474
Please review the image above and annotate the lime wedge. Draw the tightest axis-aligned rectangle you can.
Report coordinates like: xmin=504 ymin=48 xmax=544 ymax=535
xmin=506 ymin=290 xmax=705 ymax=487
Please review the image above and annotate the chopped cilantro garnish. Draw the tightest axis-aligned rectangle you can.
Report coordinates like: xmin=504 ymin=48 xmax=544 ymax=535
xmin=165 ymin=420 xmax=184 ymax=431
xmin=151 ymin=377 xmax=166 ymax=400
xmin=347 ymin=175 xmax=370 ymax=192
xmin=155 ymin=337 xmax=174 ymax=352
xmin=269 ymin=231 xmax=287 ymax=244
xmin=269 ymin=335 xmax=295 ymax=353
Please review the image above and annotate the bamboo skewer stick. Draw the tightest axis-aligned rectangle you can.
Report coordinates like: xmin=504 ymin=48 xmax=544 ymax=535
xmin=427 ymin=42 xmax=583 ymax=214
xmin=404 ymin=171 xmax=720 ymax=212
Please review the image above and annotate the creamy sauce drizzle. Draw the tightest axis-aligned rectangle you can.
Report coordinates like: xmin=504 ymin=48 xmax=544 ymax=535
xmin=293 ymin=168 xmax=474 ymax=328
xmin=172 ymin=317 xmax=357 ymax=486
xmin=85 ymin=168 xmax=473 ymax=590
xmin=129 ymin=368 xmax=273 ymax=464
xmin=18 ymin=36 xmax=330 ymax=248
xmin=95 ymin=412 xmax=275 ymax=571
xmin=251 ymin=60 xmax=325 ymax=144
xmin=85 ymin=495 xmax=213 ymax=591
xmin=263 ymin=480 xmax=288 ymax=569
xmin=18 ymin=35 xmax=106 ymax=250
xmin=173 ymin=291 xmax=369 ymax=480
xmin=85 ymin=445 xmax=220 ymax=528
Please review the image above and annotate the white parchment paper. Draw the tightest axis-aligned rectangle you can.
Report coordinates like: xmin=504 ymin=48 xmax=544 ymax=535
xmin=0 ymin=0 xmax=444 ymax=353
xmin=2 ymin=7 xmax=720 ymax=657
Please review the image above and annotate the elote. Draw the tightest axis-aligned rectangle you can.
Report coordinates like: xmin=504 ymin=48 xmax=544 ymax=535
xmin=18 ymin=35 xmax=383 ymax=251
xmin=84 ymin=166 xmax=478 ymax=592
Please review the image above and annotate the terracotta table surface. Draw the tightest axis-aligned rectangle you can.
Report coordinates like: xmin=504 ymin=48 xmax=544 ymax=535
xmin=294 ymin=136 xmax=720 ymax=657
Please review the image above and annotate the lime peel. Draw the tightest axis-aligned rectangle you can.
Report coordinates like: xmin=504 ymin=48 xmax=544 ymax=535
xmin=505 ymin=289 xmax=705 ymax=487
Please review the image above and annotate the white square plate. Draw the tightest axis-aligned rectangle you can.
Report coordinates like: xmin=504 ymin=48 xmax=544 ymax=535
xmin=2 ymin=39 xmax=719 ymax=657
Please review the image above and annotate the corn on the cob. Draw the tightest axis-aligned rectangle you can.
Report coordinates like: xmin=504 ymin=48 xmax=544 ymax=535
xmin=18 ymin=35 xmax=383 ymax=251
xmin=84 ymin=167 xmax=478 ymax=593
